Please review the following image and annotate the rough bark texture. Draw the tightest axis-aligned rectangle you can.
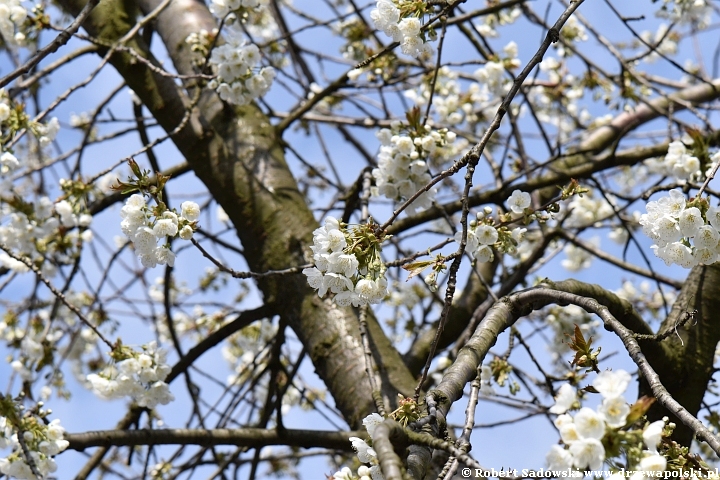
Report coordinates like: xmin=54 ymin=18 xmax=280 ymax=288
xmin=403 ymin=260 xmax=495 ymax=375
xmin=545 ymin=276 xmax=720 ymax=447
xmin=641 ymin=264 xmax=720 ymax=445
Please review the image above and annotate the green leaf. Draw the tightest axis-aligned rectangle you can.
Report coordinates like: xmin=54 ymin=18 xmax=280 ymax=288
xmin=626 ymin=395 xmax=656 ymax=425
xmin=401 ymin=259 xmax=434 ymax=280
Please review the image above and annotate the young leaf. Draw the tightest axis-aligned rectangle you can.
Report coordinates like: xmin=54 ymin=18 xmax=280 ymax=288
xmin=401 ymin=259 xmax=434 ymax=280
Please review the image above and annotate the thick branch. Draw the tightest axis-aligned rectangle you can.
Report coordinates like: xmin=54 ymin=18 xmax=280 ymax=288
xmin=430 ymin=281 xmax=720 ymax=455
xmin=641 ymin=264 xmax=720 ymax=446
xmin=372 ymin=421 xmax=408 ymax=480
xmin=403 ymin=260 xmax=496 ymax=376
xmin=514 ymin=289 xmax=720 ymax=456
xmin=578 ymin=78 xmax=720 ymax=154
xmin=431 ymin=280 xmax=662 ymax=423
xmin=65 ymin=428 xmax=363 ymax=451
xmin=387 ymin=103 xmax=720 ymax=237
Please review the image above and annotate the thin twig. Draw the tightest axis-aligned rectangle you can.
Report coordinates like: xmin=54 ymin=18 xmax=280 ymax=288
xmin=0 ymin=243 xmax=114 ymax=348
xmin=190 ymin=238 xmax=310 ymax=279
xmin=0 ymin=0 xmax=101 ymax=89
xmin=413 ymin=0 xmax=586 ymax=400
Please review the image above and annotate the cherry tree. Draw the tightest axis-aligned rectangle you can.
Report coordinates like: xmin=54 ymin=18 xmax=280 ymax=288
xmin=0 ymin=0 xmax=719 ymax=478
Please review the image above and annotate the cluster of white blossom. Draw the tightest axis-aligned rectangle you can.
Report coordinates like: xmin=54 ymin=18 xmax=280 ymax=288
xmin=0 ymin=91 xmax=59 ymax=174
xmin=120 ymin=194 xmax=199 ymax=268
xmin=333 ymin=413 xmax=385 ymax=480
xmin=639 ymin=24 xmax=678 ymax=63
xmin=86 ymin=341 xmax=174 ymax=408
xmin=385 ymin=280 xmax=426 ymax=341
xmin=547 ymin=370 xmax=667 ymax=472
xmin=0 ymin=196 xmax=93 ymax=276
xmin=404 ymin=67 xmax=463 ymax=125
xmin=646 ymin=141 xmax=719 ymax=181
xmin=640 ymin=189 xmax=720 ymax=267
xmin=1 ymin=291 xmax=102 ymax=397
xmin=475 ymin=41 xmax=520 ymax=97
xmin=148 ymin=276 xmax=193 ymax=305
xmin=561 ymin=237 xmax=598 ymax=272
xmin=9 ymin=326 xmax=63 ymax=383
xmin=527 ymin=59 xmax=594 ymax=137
xmin=608 ymin=226 xmax=630 ymax=245
xmin=183 ymin=28 xmax=215 ymax=58
xmin=454 ymin=219 xmax=498 ymax=263
xmin=152 ymin=301 xmax=279 ymax=388
xmin=207 ymin=27 xmax=276 ymax=106
xmin=201 ymin=0 xmax=277 ymax=106
xmin=222 ymin=318 xmax=277 ymax=385
xmin=564 ymin=191 xmax=615 ymax=228
xmin=614 ymin=280 xmax=677 ymax=321
xmin=372 ymin=124 xmax=456 ymax=215
xmin=530 ymin=86 xmax=589 ymax=135
xmin=0 ymin=0 xmax=27 ymax=45
xmin=0 ymin=104 xmax=70 ymax=276
xmin=473 ymin=5 xmax=521 ymax=38
xmin=545 ymin=306 xmax=592 ymax=331
xmin=0 ymin=98 xmax=15 ymax=175
xmin=34 ymin=118 xmax=60 ymax=148
xmin=387 ymin=280 xmax=421 ymax=309
xmin=511 ymin=227 xmax=537 ymax=261
xmin=209 ymin=0 xmax=265 ymax=24
xmin=0 ymin=124 xmax=58 ymax=183
xmin=303 ymin=217 xmax=388 ymax=307
xmin=656 ymin=0 xmax=712 ymax=27
xmin=450 ymin=191 xmax=532 ymax=268
xmin=555 ymin=15 xmax=587 ymax=57
xmin=0 ymin=415 xmax=69 ymax=479
xmin=402 ymin=42 xmax=520 ymax=126
xmin=370 ymin=1 xmax=433 ymax=59
xmin=68 ymin=111 xmax=98 ymax=139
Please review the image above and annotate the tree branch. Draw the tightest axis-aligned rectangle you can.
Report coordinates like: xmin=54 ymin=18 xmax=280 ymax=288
xmin=1 ymin=0 xmax=101 ymax=90
xmin=65 ymin=428 xmax=364 ymax=451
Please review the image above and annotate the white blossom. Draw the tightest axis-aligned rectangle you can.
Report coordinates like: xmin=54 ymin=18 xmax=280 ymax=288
xmin=546 ymin=444 xmax=573 ymax=470
xmin=639 ymin=452 xmax=667 ymax=472
xmin=643 ymin=420 xmax=665 ymax=453
xmin=371 ymin=125 xmax=453 ymax=214
xmin=569 ymin=437 xmax=604 ymax=470
xmin=549 ymin=383 xmax=576 ymax=414
xmin=349 ymin=436 xmax=376 ymax=463
xmin=303 ymin=216 xmax=388 ymax=306
xmin=573 ymin=407 xmax=605 ymax=440
xmin=371 ymin=1 xmax=430 ymax=59
xmin=507 ymin=190 xmax=531 ymax=214
xmin=87 ymin=343 xmax=174 ymax=407
xmin=593 ymin=369 xmax=631 ymax=399
xmin=598 ymin=396 xmax=629 ymax=428
xmin=559 ymin=421 xmax=581 ymax=444
xmin=332 ymin=467 xmax=354 ymax=480
xmin=363 ymin=413 xmax=384 ymax=439
xmin=476 ymin=224 xmax=499 ymax=245
xmin=181 ymin=201 xmax=201 ymax=222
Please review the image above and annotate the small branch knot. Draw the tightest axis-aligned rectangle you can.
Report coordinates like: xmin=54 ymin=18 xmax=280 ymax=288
xmin=548 ymin=27 xmax=560 ymax=43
